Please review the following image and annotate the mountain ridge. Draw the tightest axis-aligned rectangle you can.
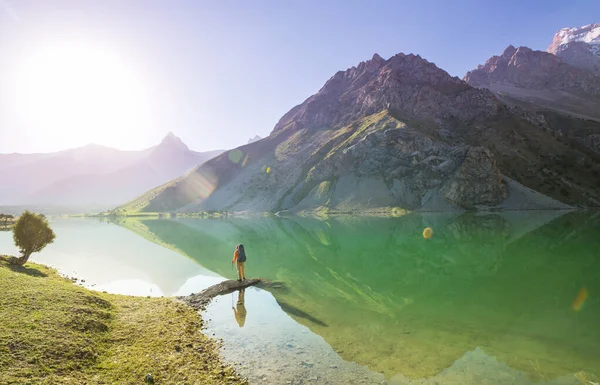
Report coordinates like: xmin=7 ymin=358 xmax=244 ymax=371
xmin=0 ymin=133 xmax=223 ymax=208
xmin=463 ymin=23 xmax=600 ymax=159
xmin=247 ymin=135 xmax=262 ymax=144
xmin=547 ymin=23 xmax=600 ymax=74
xmin=465 ymin=45 xmax=600 ymax=96
xmin=273 ymin=52 xmax=502 ymax=135
xmin=119 ymin=45 xmax=600 ymax=214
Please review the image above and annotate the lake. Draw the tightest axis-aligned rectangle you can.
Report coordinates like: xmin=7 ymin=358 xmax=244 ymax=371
xmin=0 ymin=211 xmax=598 ymax=385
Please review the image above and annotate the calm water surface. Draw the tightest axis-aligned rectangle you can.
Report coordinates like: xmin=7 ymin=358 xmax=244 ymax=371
xmin=1 ymin=211 xmax=598 ymax=385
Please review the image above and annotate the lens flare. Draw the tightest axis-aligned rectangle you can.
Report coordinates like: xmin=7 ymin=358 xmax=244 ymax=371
xmin=572 ymin=287 xmax=588 ymax=312
xmin=423 ymin=227 xmax=433 ymax=239
xmin=241 ymin=154 xmax=249 ymax=167
xmin=228 ymin=149 xmax=243 ymax=164
xmin=182 ymin=169 xmax=217 ymax=202
xmin=266 ymin=166 xmax=271 ymax=174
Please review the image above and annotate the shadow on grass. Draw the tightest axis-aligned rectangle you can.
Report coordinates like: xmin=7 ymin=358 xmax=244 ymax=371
xmin=0 ymin=257 xmax=48 ymax=278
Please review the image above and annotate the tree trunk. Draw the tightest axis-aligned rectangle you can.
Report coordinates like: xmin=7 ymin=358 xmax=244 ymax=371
xmin=15 ymin=252 xmax=31 ymax=266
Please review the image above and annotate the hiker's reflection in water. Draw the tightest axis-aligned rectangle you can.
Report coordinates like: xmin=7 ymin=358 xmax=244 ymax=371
xmin=233 ymin=289 xmax=247 ymax=327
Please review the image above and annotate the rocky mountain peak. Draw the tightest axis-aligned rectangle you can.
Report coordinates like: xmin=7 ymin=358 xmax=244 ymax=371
xmin=273 ymin=51 xmax=498 ymax=134
xmin=464 ymin=45 xmax=600 ymax=96
xmin=371 ymin=53 xmax=384 ymax=62
xmin=548 ymin=23 xmax=600 ymax=54
xmin=157 ymin=132 xmax=189 ymax=152
xmin=383 ymin=52 xmax=465 ymax=86
xmin=547 ymin=23 xmax=600 ymax=74
xmin=501 ymin=45 xmax=517 ymax=59
xmin=355 ymin=53 xmax=387 ymax=72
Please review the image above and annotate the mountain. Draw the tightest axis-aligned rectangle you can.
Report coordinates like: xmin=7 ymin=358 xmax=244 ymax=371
xmin=119 ymin=51 xmax=600 ymax=214
xmin=0 ymin=133 xmax=223 ymax=209
xmin=464 ymin=45 xmax=600 ymax=123
xmin=547 ymin=23 xmax=600 ymax=74
xmin=0 ymin=144 xmax=149 ymax=205
xmin=247 ymin=135 xmax=262 ymax=144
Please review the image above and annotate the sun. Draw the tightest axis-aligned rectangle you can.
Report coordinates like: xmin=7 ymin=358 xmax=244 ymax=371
xmin=13 ymin=41 xmax=153 ymax=149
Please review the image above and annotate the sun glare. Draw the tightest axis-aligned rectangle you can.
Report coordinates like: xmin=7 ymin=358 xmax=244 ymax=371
xmin=13 ymin=42 xmax=153 ymax=148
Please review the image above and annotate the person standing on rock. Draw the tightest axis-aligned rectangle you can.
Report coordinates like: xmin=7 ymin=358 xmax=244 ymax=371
xmin=232 ymin=244 xmax=247 ymax=281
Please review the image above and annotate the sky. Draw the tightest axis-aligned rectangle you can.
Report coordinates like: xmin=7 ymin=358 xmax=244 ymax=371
xmin=0 ymin=0 xmax=599 ymax=154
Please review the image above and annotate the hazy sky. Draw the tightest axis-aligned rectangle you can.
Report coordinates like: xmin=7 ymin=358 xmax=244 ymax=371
xmin=0 ymin=0 xmax=598 ymax=154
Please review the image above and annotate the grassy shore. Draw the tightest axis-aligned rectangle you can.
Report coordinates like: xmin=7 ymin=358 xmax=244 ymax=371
xmin=0 ymin=260 xmax=246 ymax=385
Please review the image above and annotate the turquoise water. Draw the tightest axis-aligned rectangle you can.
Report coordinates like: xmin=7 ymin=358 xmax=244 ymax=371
xmin=1 ymin=212 xmax=598 ymax=384
xmin=0 ymin=219 xmax=222 ymax=296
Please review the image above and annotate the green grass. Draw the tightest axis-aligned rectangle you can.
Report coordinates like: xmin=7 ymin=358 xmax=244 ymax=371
xmin=0 ymin=261 xmax=246 ymax=385
xmin=315 ymin=181 xmax=332 ymax=199
xmin=322 ymin=110 xmax=405 ymax=162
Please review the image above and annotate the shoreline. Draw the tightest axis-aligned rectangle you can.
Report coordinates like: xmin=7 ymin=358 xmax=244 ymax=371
xmin=50 ymin=205 xmax=593 ymax=221
xmin=0 ymin=260 xmax=247 ymax=385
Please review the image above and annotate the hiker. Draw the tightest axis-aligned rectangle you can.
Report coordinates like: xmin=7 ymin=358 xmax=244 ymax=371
xmin=232 ymin=244 xmax=247 ymax=281
xmin=232 ymin=289 xmax=247 ymax=327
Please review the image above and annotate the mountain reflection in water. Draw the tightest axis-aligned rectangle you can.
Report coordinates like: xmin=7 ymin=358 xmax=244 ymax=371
xmin=114 ymin=211 xmax=599 ymax=382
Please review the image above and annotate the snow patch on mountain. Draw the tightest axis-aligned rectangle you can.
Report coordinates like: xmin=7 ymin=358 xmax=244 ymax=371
xmin=557 ymin=24 xmax=600 ymax=44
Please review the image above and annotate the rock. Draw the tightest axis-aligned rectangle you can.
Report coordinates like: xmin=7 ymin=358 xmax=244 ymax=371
xmin=547 ymin=23 xmax=600 ymax=74
xmin=440 ymin=147 xmax=508 ymax=208
xmin=178 ymin=278 xmax=262 ymax=311
xmin=144 ymin=373 xmax=155 ymax=384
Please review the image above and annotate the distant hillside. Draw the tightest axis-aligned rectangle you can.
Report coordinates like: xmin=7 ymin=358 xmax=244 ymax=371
xmin=120 ymin=48 xmax=600 ymax=214
xmin=0 ymin=133 xmax=223 ymax=209
xmin=247 ymin=135 xmax=262 ymax=144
